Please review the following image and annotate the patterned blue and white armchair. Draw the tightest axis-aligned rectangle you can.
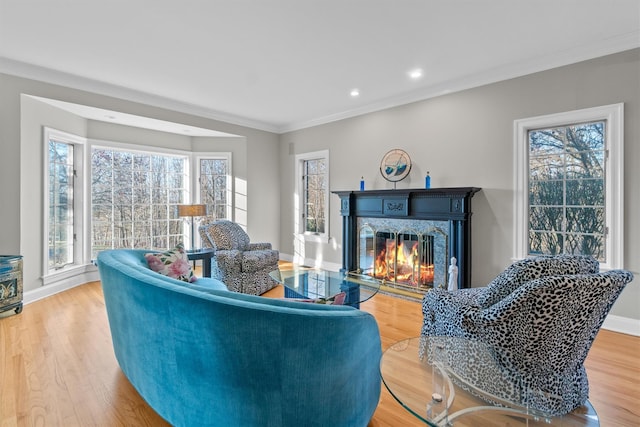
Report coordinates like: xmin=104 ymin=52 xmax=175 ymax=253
xmin=421 ymin=255 xmax=634 ymax=416
xmin=199 ymin=220 xmax=279 ymax=295
xmin=421 ymin=255 xmax=600 ymax=338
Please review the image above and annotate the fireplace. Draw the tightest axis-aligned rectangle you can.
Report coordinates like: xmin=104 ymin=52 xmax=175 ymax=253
xmin=357 ymin=219 xmax=448 ymax=292
xmin=333 ymin=187 xmax=480 ymax=293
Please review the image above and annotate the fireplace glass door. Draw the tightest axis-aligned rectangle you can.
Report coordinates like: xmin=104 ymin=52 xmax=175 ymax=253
xmin=358 ymin=224 xmax=442 ymax=292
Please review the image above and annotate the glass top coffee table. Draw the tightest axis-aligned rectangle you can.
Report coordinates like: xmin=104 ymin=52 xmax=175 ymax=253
xmin=380 ymin=336 xmax=600 ymax=426
xmin=269 ymin=267 xmax=382 ymax=308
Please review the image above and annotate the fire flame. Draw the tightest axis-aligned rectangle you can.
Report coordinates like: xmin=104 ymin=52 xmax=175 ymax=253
xmin=373 ymin=240 xmax=434 ymax=285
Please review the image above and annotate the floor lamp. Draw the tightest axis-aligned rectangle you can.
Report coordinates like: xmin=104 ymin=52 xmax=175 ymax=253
xmin=177 ymin=204 xmax=207 ymax=251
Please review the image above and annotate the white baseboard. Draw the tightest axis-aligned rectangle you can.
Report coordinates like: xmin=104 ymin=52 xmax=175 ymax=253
xmin=279 ymin=253 xmax=341 ymax=272
xmin=602 ymin=314 xmax=640 ymax=337
xmin=23 ymin=270 xmax=100 ymax=305
xmin=279 ymin=253 xmax=295 ymax=263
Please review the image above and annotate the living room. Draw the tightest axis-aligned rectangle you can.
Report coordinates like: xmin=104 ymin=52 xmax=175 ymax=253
xmin=4 ymin=52 xmax=639 ymax=333
xmin=1 ymin=1 xmax=639 ymax=425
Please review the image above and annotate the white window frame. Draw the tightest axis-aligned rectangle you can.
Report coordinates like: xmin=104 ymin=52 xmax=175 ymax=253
xmin=42 ymin=127 xmax=87 ymax=277
xmin=514 ymin=103 xmax=624 ymax=269
xmin=89 ymin=140 xmax=191 ymax=255
xmin=295 ymin=150 xmax=330 ymax=243
xmin=194 ymin=152 xmax=233 ymax=221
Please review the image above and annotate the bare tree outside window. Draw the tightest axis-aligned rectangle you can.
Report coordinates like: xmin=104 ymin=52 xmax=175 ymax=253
xmin=48 ymin=140 xmax=75 ymax=269
xmin=303 ymin=158 xmax=326 ymax=234
xmin=91 ymin=148 xmax=188 ymax=258
xmin=199 ymin=158 xmax=230 ymax=220
xmin=528 ymin=121 xmax=605 ymax=260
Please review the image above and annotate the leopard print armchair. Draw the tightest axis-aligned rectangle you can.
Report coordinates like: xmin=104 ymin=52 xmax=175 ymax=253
xmin=421 ymin=255 xmax=600 ymax=338
xmin=466 ymin=270 xmax=632 ymax=415
xmin=420 ymin=255 xmax=634 ymax=416
xmin=198 ymin=219 xmax=279 ymax=295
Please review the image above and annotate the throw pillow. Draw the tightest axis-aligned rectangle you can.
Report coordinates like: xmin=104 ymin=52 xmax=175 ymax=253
xmin=145 ymin=244 xmax=196 ymax=283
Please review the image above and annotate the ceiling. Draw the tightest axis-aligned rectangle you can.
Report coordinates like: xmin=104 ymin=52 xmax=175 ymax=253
xmin=1 ymin=1 xmax=639 ymax=134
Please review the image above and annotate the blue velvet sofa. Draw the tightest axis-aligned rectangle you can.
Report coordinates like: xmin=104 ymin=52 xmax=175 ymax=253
xmin=97 ymin=249 xmax=382 ymax=427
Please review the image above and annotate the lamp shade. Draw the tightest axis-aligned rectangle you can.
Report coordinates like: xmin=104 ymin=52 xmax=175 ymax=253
xmin=177 ymin=204 xmax=207 ymax=217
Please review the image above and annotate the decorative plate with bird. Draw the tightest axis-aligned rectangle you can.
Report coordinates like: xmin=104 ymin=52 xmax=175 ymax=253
xmin=380 ymin=149 xmax=412 ymax=182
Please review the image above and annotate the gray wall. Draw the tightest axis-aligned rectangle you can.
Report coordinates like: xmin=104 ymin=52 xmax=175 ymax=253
xmin=279 ymin=49 xmax=640 ymax=322
xmin=0 ymin=73 xmax=280 ymax=294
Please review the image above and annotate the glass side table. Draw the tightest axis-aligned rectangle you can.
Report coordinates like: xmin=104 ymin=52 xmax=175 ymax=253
xmin=269 ymin=267 xmax=382 ymax=308
xmin=380 ymin=336 xmax=600 ymax=426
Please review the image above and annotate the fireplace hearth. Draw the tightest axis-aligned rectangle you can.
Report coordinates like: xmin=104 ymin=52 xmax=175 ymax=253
xmin=333 ymin=187 xmax=480 ymax=294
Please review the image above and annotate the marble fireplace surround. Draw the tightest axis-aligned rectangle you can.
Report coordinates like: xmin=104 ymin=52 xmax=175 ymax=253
xmin=333 ymin=187 xmax=481 ymax=291
xmin=356 ymin=217 xmax=450 ymax=290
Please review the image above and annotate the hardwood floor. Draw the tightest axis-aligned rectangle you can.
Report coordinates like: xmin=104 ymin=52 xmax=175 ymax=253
xmin=1 ymin=279 xmax=638 ymax=426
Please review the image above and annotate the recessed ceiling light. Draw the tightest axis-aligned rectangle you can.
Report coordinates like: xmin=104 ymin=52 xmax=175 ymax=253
xmin=409 ymin=69 xmax=423 ymax=80
xmin=350 ymin=89 xmax=360 ymax=97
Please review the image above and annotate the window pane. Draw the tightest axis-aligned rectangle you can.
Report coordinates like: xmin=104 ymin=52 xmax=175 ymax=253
xmin=566 ymin=179 xmax=604 ymax=206
xmin=48 ymin=140 xmax=74 ymax=270
xmin=306 ymin=160 xmax=318 ymax=175
xmin=529 ymin=206 xmax=563 ymax=231
xmin=566 ymin=207 xmax=604 ymax=234
xmin=153 ymin=205 xmax=168 ymax=220
xmin=565 ymin=233 xmax=604 ymax=259
xmin=527 ymin=121 xmax=605 ymax=260
xmin=133 ymin=154 xmax=150 ymax=170
xmin=529 ymin=129 xmax=565 ymax=155
xmin=199 ymin=157 xmax=231 ymax=220
xmin=302 ymin=157 xmax=326 ymax=234
xmin=530 ymin=154 xmax=564 ymax=180
xmin=113 ymin=151 xmax=132 ymax=168
xmin=565 ymin=122 xmax=604 ymax=152
xmin=529 ymin=180 xmax=563 ymax=206
xmin=529 ymin=230 xmax=563 ymax=255
xmin=565 ymin=151 xmax=604 ymax=179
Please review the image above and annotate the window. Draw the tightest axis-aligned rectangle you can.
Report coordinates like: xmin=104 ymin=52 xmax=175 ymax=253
xmin=296 ymin=150 xmax=329 ymax=241
xmin=91 ymin=146 xmax=189 ymax=258
xmin=514 ymin=104 xmax=624 ymax=269
xmin=42 ymin=131 xmax=237 ymax=283
xmin=197 ymin=154 xmax=232 ymax=220
xmin=45 ymin=128 xmax=85 ymax=272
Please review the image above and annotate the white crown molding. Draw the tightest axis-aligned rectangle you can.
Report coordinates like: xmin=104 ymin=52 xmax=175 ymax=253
xmin=279 ymin=31 xmax=640 ymax=133
xmin=0 ymin=57 xmax=280 ymax=134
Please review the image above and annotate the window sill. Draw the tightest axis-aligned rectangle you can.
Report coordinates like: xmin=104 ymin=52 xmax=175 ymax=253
xmin=299 ymin=233 xmax=330 ymax=244
xmin=42 ymin=263 xmax=97 ymax=286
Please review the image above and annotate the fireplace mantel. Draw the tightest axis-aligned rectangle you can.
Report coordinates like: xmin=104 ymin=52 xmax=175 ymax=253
xmin=332 ymin=187 xmax=481 ymax=289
